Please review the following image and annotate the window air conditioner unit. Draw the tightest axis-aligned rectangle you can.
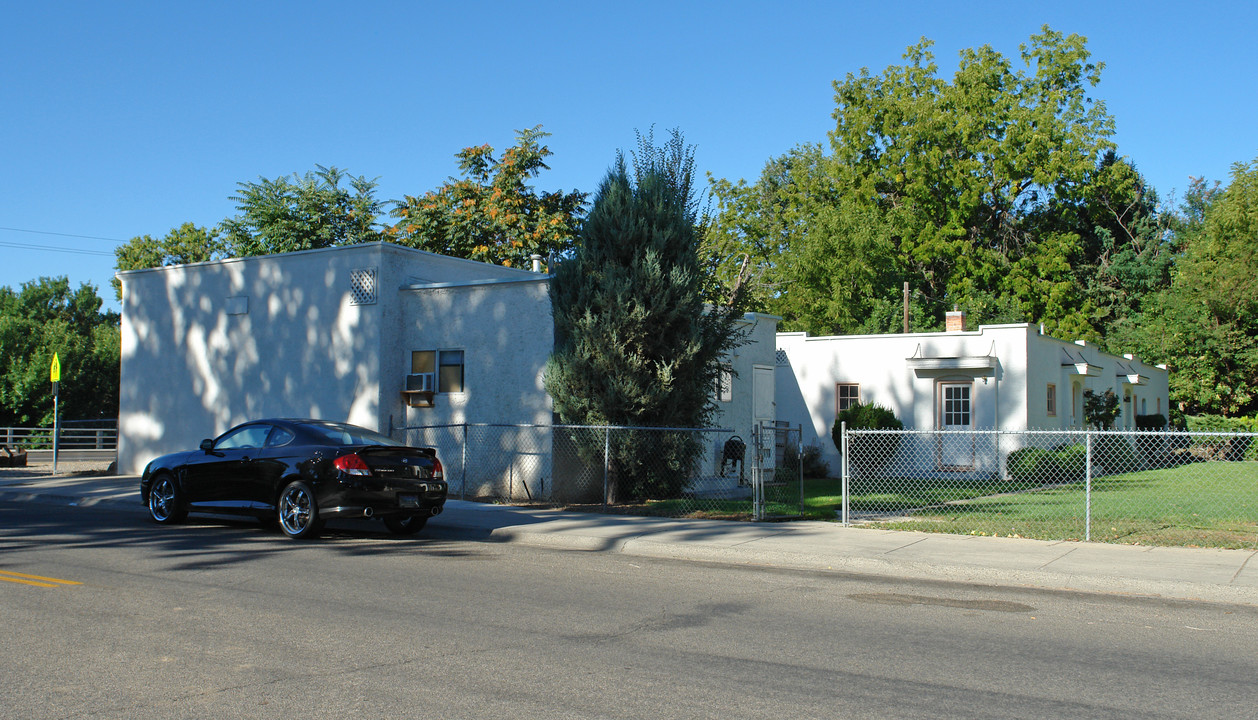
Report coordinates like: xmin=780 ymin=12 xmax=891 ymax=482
xmin=406 ymin=373 xmax=435 ymax=392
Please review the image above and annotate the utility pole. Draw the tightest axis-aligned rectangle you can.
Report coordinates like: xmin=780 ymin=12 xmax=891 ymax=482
xmin=903 ymin=282 xmax=910 ymax=334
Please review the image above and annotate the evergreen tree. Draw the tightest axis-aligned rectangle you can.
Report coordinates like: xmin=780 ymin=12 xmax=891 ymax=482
xmin=544 ymin=130 xmax=746 ymax=501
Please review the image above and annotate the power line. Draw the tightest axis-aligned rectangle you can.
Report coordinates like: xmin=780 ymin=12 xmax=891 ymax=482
xmin=0 ymin=240 xmax=115 ymax=257
xmin=0 ymin=226 xmax=127 ymax=243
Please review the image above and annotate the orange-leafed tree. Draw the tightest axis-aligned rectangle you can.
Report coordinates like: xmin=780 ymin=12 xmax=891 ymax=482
xmin=390 ymin=125 xmax=587 ymax=268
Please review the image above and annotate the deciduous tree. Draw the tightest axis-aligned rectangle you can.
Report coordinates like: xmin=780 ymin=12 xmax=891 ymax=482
xmin=222 ymin=165 xmax=385 ymax=256
xmin=390 ymin=126 xmax=586 ymax=267
xmin=1124 ymin=162 xmax=1258 ymax=415
xmin=709 ymin=26 xmax=1127 ymax=337
xmin=0 ymin=278 xmax=119 ymax=426
xmin=112 ymin=222 xmax=224 ymax=299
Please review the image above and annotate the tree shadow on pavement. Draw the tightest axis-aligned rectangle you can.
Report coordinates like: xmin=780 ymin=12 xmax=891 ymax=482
xmin=0 ymin=501 xmax=487 ymax=572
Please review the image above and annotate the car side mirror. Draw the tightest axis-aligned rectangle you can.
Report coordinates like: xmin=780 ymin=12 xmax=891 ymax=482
xmin=200 ymin=439 xmax=214 ymax=452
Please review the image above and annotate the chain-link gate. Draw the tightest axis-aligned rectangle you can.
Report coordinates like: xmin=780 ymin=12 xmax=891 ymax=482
xmin=751 ymin=421 xmax=804 ymax=521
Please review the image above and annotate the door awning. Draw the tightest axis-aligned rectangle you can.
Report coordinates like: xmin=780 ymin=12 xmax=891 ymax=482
xmin=1061 ymin=347 xmax=1102 ymax=377
xmin=1115 ymin=360 xmax=1148 ymax=386
xmin=907 ymin=343 xmax=997 ymax=375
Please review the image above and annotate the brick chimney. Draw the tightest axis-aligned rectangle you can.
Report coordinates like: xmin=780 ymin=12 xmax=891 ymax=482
xmin=945 ymin=309 xmax=966 ymax=332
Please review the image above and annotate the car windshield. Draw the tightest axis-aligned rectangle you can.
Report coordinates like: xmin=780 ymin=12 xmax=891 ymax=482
xmin=302 ymin=422 xmax=404 ymax=447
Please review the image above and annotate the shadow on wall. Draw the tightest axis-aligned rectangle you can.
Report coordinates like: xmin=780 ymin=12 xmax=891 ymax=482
xmin=400 ymin=281 xmax=555 ymax=424
xmin=120 ymin=259 xmax=377 ymax=472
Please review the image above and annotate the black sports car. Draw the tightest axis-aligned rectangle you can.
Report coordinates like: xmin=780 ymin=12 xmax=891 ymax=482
xmin=139 ymin=419 xmax=446 ymax=539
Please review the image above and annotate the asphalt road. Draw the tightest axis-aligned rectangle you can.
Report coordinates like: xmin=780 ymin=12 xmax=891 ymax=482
xmin=2 ymin=501 xmax=1255 ymax=720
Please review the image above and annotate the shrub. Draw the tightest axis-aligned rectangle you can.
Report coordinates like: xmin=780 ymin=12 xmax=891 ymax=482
xmin=800 ymin=444 xmax=830 ymax=478
xmin=1183 ymin=415 xmax=1258 ymax=461
xmin=833 ymin=403 xmax=904 ymax=437
xmin=1135 ymin=414 xmax=1167 ymax=430
xmin=1006 ymin=444 xmax=1086 ymax=484
xmin=1053 ymin=444 xmax=1088 ymax=482
xmin=1006 ymin=447 xmax=1052 ymax=482
xmin=832 ymin=402 xmax=904 ymax=475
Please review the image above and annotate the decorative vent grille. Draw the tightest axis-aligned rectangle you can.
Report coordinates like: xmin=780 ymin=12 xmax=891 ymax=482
xmin=775 ymin=349 xmax=790 ymax=366
xmin=350 ymin=268 xmax=377 ymax=305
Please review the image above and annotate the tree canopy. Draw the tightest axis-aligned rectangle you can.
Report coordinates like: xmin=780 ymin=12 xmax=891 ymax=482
xmin=390 ymin=125 xmax=587 ymax=267
xmin=222 ymin=165 xmax=386 ymax=257
xmin=0 ymin=278 xmax=118 ymax=426
xmin=1113 ymin=162 xmax=1258 ymax=416
xmin=708 ymin=26 xmax=1148 ymax=338
xmin=112 ymin=222 xmax=225 ymax=299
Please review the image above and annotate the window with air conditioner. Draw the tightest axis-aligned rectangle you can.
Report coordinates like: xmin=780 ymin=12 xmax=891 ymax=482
xmin=410 ymin=350 xmax=465 ymax=393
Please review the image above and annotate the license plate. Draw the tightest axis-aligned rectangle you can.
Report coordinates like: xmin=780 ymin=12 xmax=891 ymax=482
xmin=398 ymin=493 xmax=419 ymax=508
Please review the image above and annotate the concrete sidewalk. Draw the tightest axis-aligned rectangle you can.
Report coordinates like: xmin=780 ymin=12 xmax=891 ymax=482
xmin=2 ymin=471 xmax=1256 ymax=606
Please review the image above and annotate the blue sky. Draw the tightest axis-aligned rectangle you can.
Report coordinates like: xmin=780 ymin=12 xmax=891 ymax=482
xmin=3 ymin=1 xmax=1255 ymax=313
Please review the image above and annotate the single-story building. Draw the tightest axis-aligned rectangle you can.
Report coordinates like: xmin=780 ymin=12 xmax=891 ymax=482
xmin=116 ymin=242 xmax=779 ymax=493
xmin=775 ymin=311 xmax=1170 ymax=473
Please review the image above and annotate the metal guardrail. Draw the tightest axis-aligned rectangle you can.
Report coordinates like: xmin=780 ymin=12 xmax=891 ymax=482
xmin=0 ymin=426 xmax=118 ymax=451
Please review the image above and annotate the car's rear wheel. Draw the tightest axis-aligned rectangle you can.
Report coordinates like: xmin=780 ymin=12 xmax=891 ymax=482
xmin=384 ymin=514 xmax=428 ymax=535
xmin=148 ymin=474 xmax=186 ymax=524
xmin=278 ymin=480 xmax=322 ymax=539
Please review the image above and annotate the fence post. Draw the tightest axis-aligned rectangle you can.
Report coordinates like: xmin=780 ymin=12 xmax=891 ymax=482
xmin=840 ymin=421 xmax=849 ymax=526
xmin=461 ymin=424 xmax=468 ymax=501
xmin=752 ymin=423 xmax=762 ymax=521
xmin=1085 ymin=430 xmax=1093 ymax=542
xmin=797 ymin=425 xmax=804 ymax=519
xmin=603 ymin=427 xmax=610 ymax=509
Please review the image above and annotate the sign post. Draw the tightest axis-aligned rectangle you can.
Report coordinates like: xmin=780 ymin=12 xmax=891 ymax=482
xmin=50 ymin=353 xmax=60 ymax=475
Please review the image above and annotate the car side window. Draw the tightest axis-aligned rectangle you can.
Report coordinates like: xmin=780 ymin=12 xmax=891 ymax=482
xmin=266 ymin=426 xmax=296 ymax=448
xmin=215 ymin=425 xmax=272 ymax=450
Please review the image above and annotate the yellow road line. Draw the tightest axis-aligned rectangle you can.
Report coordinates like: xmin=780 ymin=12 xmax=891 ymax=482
xmin=0 ymin=569 xmax=82 ymax=587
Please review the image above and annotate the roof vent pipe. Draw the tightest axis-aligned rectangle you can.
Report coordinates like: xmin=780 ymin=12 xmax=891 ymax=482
xmin=531 ymin=254 xmax=543 ymax=273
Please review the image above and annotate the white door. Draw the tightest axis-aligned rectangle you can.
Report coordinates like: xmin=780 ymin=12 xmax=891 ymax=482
xmin=938 ymin=382 xmax=975 ymax=469
xmin=753 ymin=365 xmax=775 ymax=467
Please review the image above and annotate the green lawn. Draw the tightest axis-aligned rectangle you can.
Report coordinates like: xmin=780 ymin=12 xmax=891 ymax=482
xmin=863 ymin=462 xmax=1258 ymax=548
xmin=580 ymin=462 xmax=1258 ymax=548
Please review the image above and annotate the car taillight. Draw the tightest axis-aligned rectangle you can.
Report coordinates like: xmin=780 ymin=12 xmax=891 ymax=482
xmin=431 ymin=457 xmax=443 ymax=481
xmin=334 ymin=453 xmax=372 ymax=476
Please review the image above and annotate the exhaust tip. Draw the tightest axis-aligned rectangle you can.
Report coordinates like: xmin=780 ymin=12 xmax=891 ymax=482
xmin=430 ymin=506 xmax=443 ymax=517
xmin=363 ymin=507 xmax=374 ymax=518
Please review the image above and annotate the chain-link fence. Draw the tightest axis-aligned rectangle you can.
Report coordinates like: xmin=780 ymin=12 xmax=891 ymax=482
xmin=840 ymin=426 xmax=1258 ymax=548
xmin=394 ymin=423 xmax=803 ymax=520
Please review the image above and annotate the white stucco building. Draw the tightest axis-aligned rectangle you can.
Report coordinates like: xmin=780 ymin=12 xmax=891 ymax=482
xmin=116 ymin=242 xmax=779 ymax=485
xmin=775 ymin=312 xmax=1170 ymax=472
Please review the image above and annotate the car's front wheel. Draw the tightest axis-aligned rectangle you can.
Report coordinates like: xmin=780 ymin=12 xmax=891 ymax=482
xmin=384 ymin=514 xmax=428 ymax=535
xmin=278 ymin=480 xmax=323 ymax=539
xmin=148 ymin=474 xmax=186 ymax=524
